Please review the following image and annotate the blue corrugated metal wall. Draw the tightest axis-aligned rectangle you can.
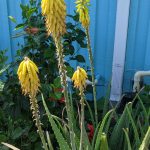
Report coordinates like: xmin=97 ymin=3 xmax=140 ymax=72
xmin=94 ymin=0 xmax=117 ymax=97
xmin=0 ymin=0 xmax=117 ymax=98
xmin=0 ymin=0 xmax=24 ymax=62
xmin=123 ymin=0 xmax=150 ymax=92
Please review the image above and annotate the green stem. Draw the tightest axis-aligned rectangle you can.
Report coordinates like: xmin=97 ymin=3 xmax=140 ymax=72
xmin=79 ymin=88 xmax=85 ymax=150
xmin=46 ymin=131 xmax=54 ymax=150
xmin=85 ymin=27 xmax=98 ymax=126
xmin=30 ymin=96 xmax=49 ymax=150
xmin=54 ymin=38 xmax=76 ymax=150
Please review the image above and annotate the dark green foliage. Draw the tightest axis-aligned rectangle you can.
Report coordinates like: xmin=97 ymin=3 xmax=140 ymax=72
xmin=109 ymin=91 xmax=150 ymax=150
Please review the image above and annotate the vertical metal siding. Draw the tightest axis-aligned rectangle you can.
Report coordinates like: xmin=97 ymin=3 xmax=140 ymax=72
xmin=94 ymin=0 xmax=117 ymax=97
xmin=123 ymin=0 xmax=150 ymax=92
xmin=0 ymin=0 xmax=24 ymax=62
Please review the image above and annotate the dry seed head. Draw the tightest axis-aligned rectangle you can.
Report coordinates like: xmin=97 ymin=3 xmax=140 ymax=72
xmin=76 ymin=0 xmax=90 ymax=28
xmin=41 ymin=0 xmax=66 ymax=38
xmin=17 ymin=57 xmax=40 ymax=97
xmin=72 ymin=66 xmax=88 ymax=89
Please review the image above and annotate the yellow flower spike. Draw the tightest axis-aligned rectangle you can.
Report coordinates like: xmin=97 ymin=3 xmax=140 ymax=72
xmin=72 ymin=66 xmax=88 ymax=89
xmin=17 ymin=57 xmax=40 ymax=97
xmin=76 ymin=0 xmax=90 ymax=28
xmin=41 ymin=1 xmax=77 ymax=148
xmin=41 ymin=0 xmax=66 ymax=38
xmin=18 ymin=58 xmax=48 ymax=150
xmin=72 ymin=66 xmax=88 ymax=150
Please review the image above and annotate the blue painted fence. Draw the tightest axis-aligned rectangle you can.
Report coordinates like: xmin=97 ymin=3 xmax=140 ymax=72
xmin=1 ymin=0 xmax=150 ymax=97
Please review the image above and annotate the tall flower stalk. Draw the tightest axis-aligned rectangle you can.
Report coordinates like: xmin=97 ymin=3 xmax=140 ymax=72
xmin=41 ymin=0 xmax=76 ymax=149
xmin=76 ymin=0 xmax=98 ymax=125
xmin=17 ymin=57 xmax=48 ymax=150
xmin=72 ymin=67 xmax=88 ymax=150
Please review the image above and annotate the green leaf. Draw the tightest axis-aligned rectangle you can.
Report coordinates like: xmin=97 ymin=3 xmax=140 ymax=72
xmin=8 ymin=16 xmax=17 ymax=24
xmin=0 ymin=134 xmax=8 ymax=143
xmin=68 ymin=92 xmax=80 ymax=148
xmin=92 ymin=122 xmax=101 ymax=149
xmin=11 ymin=127 xmax=24 ymax=140
xmin=55 ymin=93 xmax=62 ymax=99
xmin=123 ymin=128 xmax=132 ymax=150
xmin=15 ymin=24 xmax=24 ymax=31
xmin=102 ymin=82 xmax=111 ymax=117
xmin=82 ymin=125 xmax=92 ymax=150
xmin=26 ymin=8 xmax=37 ymax=18
xmin=29 ymin=131 xmax=38 ymax=142
xmin=54 ymin=77 xmax=61 ymax=87
xmin=66 ymin=66 xmax=74 ymax=78
xmin=104 ymin=111 xmax=113 ymax=134
xmin=0 ymin=65 xmax=10 ymax=75
xmin=137 ymin=95 xmax=149 ymax=125
xmin=71 ymin=55 xmax=85 ymax=63
xmin=41 ymin=94 xmax=71 ymax=150
xmin=110 ymin=106 xmax=129 ymax=150
xmin=76 ymin=55 xmax=85 ymax=62
xmin=126 ymin=103 xmax=141 ymax=147
xmin=44 ymin=50 xmax=52 ymax=59
xmin=66 ymin=23 xmax=75 ymax=29
xmin=46 ymin=131 xmax=54 ymax=150
xmin=139 ymin=127 xmax=150 ymax=150
xmin=99 ymin=133 xmax=109 ymax=150
xmin=0 ymin=80 xmax=4 ymax=91
xmin=137 ymin=117 xmax=145 ymax=138
xmin=84 ymin=100 xmax=95 ymax=128
xmin=95 ymin=109 xmax=114 ymax=150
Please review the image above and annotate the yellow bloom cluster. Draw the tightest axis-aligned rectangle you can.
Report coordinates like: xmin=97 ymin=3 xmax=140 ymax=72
xmin=17 ymin=57 xmax=40 ymax=96
xmin=76 ymin=0 xmax=90 ymax=28
xmin=72 ymin=66 xmax=88 ymax=89
xmin=41 ymin=0 xmax=66 ymax=38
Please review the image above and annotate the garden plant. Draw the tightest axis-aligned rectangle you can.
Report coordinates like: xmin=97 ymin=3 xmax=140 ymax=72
xmin=0 ymin=0 xmax=150 ymax=150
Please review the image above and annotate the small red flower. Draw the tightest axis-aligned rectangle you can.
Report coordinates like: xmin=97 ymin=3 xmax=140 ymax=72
xmin=87 ymin=123 xmax=94 ymax=142
xmin=25 ymin=27 xmax=39 ymax=34
xmin=58 ymin=97 xmax=65 ymax=103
